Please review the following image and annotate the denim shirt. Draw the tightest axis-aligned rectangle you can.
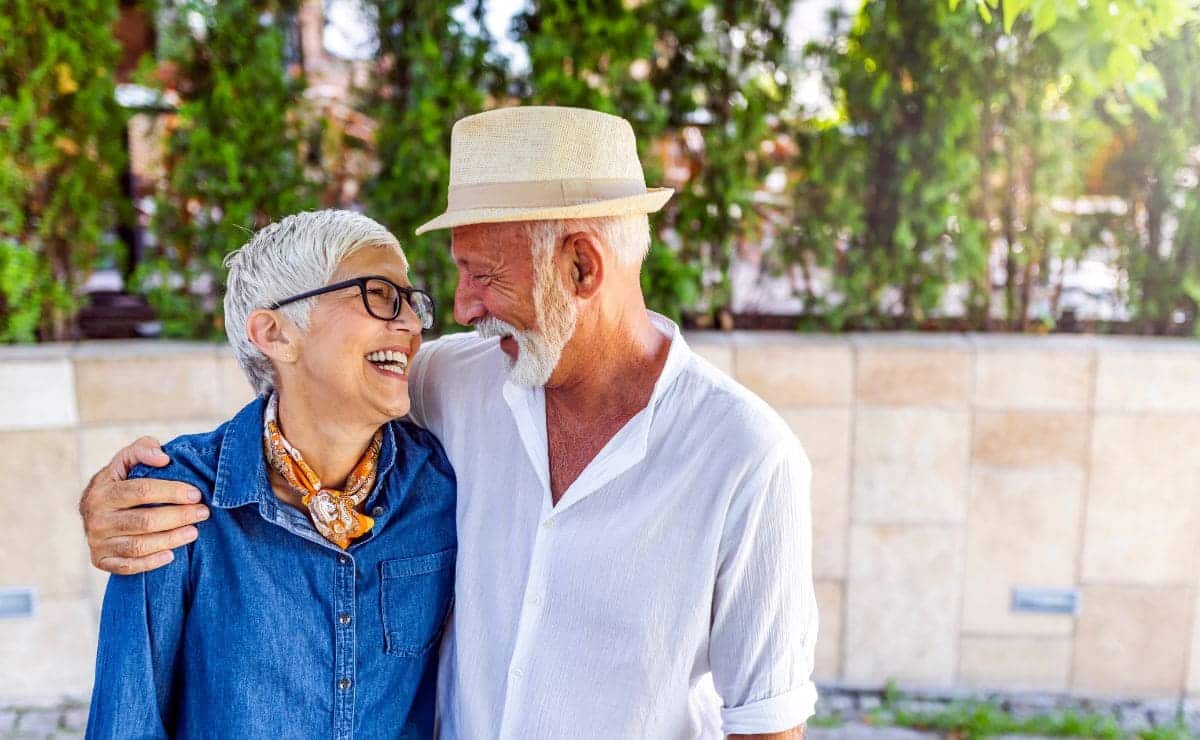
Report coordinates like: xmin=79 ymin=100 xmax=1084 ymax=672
xmin=86 ymin=397 xmax=457 ymax=740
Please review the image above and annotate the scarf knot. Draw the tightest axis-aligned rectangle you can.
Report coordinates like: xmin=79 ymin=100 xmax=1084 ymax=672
xmin=263 ymin=394 xmax=382 ymax=549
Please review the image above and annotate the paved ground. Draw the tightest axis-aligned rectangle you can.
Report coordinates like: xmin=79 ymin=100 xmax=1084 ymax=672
xmin=0 ymin=713 xmax=1047 ymax=740
xmin=1 ymin=705 xmax=84 ymax=740
xmin=2 ymin=699 xmax=1189 ymax=739
xmin=0 ymin=721 xmax=949 ymax=740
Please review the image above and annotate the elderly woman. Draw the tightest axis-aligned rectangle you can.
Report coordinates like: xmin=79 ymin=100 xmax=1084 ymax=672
xmin=86 ymin=210 xmax=456 ymax=739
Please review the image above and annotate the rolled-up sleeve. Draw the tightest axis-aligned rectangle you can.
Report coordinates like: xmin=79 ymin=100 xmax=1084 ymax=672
xmin=709 ymin=438 xmax=819 ymax=735
xmin=86 ymin=546 xmax=190 ymax=739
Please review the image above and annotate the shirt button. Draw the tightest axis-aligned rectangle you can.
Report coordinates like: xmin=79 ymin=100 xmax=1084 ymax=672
xmin=541 ymin=519 xmax=554 ymax=529
xmin=339 ymin=556 xmax=350 ymax=565
xmin=338 ymin=612 xmax=351 ymax=625
xmin=529 ymin=594 xmax=542 ymax=606
xmin=510 ymin=667 xmax=523 ymax=679
xmin=372 ymin=506 xmax=384 ymax=517
xmin=338 ymin=678 xmax=352 ymax=690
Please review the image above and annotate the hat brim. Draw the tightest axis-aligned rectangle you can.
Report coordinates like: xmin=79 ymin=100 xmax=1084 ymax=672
xmin=414 ymin=188 xmax=674 ymax=235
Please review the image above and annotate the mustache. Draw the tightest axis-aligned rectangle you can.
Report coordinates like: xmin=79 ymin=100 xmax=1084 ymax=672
xmin=474 ymin=316 xmax=521 ymax=339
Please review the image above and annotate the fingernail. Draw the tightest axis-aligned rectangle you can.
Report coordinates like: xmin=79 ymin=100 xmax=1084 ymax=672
xmin=195 ymin=507 xmax=210 ymax=522
xmin=185 ymin=525 xmax=200 ymax=540
xmin=187 ymin=489 xmax=202 ymax=503
xmin=158 ymin=551 xmax=175 ymax=566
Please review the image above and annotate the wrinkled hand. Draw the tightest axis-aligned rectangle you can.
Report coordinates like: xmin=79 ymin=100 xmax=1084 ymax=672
xmin=79 ymin=436 xmax=209 ymax=575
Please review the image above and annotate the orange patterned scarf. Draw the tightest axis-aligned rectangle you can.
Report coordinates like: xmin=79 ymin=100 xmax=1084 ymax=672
xmin=263 ymin=394 xmax=382 ymax=549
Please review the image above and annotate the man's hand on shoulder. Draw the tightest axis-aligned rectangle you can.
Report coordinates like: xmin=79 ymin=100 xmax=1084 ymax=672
xmin=79 ymin=436 xmax=209 ymax=575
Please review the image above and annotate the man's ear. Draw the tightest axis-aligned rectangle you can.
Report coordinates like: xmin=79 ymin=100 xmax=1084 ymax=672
xmin=562 ymin=231 xmax=604 ymax=300
xmin=247 ymin=309 xmax=300 ymax=364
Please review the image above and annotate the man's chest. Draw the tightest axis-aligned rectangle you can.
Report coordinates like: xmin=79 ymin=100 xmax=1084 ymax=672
xmin=544 ymin=408 xmax=639 ymax=503
xmin=433 ymin=383 xmax=745 ymax=614
xmin=451 ymin=467 xmax=729 ymax=663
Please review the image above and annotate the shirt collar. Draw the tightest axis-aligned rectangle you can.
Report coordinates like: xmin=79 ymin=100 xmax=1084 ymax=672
xmin=501 ymin=311 xmax=694 ymax=519
xmin=644 ymin=311 xmax=691 ymax=415
xmin=211 ymin=396 xmax=401 ymax=511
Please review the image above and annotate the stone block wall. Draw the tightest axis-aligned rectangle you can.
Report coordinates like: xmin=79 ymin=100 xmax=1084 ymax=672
xmin=0 ymin=342 xmax=254 ymax=706
xmin=1 ymin=333 xmax=1197 ymax=706
xmin=688 ymin=332 xmax=1200 ymax=698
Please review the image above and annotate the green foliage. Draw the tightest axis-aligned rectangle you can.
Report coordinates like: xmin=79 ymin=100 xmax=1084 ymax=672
xmin=0 ymin=0 xmax=127 ymax=340
xmin=881 ymin=700 xmax=1125 ymax=738
xmin=3 ymin=0 xmax=1197 ymax=342
xmin=792 ymin=0 xmax=1193 ymax=331
xmin=0 ymin=239 xmax=69 ymax=343
xmin=882 ymin=679 xmax=902 ymax=705
xmin=793 ymin=0 xmax=986 ymax=328
xmin=971 ymin=9 xmax=1107 ymax=330
xmin=858 ymin=686 xmax=1196 ymax=739
xmin=137 ymin=0 xmax=316 ymax=339
xmin=964 ymin=0 xmax=1193 ymax=105
xmin=360 ymin=0 xmax=502 ymax=334
xmin=514 ymin=0 xmax=790 ymax=321
xmin=639 ymin=244 xmax=701 ymax=321
xmin=1096 ymin=22 xmax=1200 ymax=333
xmin=805 ymin=714 xmax=845 ymax=729
xmin=1139 ymin=721 xmax=1197 ymax=740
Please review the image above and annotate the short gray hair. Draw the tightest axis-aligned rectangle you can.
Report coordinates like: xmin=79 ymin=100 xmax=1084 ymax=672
xmin=223 ymin=210 xmax=407 ymax=396
xmin=522 ymin=214 xmax=651 ymax=267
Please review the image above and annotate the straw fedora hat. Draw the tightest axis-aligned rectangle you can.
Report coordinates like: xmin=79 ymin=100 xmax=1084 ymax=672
xmin=415 ymin=106 xmax=674 ymax=235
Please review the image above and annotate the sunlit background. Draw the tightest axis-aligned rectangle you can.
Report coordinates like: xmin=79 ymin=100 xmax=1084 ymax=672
xmin=3 ymin=1 xmax=1200 ymax=736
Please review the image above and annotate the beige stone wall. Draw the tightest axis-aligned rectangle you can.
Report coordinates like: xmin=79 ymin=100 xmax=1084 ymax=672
xmin=1 ymin=334 xmax=1198 ymax=705
xmin=0 ymin=342 xmax=253 ymax=706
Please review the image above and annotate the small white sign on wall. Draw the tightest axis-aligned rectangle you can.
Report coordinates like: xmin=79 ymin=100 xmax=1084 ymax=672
xmin=0 ymin=586 xmax=37 ymax=619
xmin=1012 ymin=586 xmax=1081 ymax=616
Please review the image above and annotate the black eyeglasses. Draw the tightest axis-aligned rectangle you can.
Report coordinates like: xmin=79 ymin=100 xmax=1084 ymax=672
xmin=268 ymin=275 xmax=436 ymax=331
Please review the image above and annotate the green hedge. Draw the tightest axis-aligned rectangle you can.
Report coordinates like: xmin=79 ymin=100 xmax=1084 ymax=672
xmin=1 ymin=0 xmax=1197 ymax=341
xmin=0 ymin=0 xmax=127 ymax=341
xmin=135 ymin=0 xmax=316 ymax=339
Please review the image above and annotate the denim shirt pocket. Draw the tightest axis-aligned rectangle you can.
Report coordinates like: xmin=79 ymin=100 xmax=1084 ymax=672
xmin=380 ymin=547 xmax=456 ymax=657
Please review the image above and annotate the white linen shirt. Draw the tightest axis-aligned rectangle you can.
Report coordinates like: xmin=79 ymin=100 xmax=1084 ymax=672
xmin=408 ymin=313 xmax=818 ymax=739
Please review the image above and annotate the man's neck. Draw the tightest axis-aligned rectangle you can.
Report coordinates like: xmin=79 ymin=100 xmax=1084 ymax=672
xmin=540 ymin=305 xmax=671 ymax=504
xmin=544 ymin=306 xmax=671 ymax=421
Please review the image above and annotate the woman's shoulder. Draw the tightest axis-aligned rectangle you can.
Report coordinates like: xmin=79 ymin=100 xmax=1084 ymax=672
xmin=127 ymin=420 xmax=232 ymax=500
xmin=388 ymin=418 xmax=455 ymax=484
xmin=391 ymin=416 xmax=437 ymax=444
xmin=127 ymin=397 xmax=266 ymax=498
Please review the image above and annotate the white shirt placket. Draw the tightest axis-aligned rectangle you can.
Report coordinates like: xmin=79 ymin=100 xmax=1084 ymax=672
xmin=497 ymin=514 xmax=556 ymax=739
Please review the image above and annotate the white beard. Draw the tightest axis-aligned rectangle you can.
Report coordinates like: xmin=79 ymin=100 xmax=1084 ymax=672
xmin=475 ymin=261 xmax=578 ymax=387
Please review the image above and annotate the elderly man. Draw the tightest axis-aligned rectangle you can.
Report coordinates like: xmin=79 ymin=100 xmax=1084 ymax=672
xmin=80 ymin=106 xmax=818 ymax=739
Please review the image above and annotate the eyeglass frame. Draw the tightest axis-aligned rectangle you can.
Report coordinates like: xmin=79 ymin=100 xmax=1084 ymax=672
xmin=266 ymin=275 xmax=436 ymax=331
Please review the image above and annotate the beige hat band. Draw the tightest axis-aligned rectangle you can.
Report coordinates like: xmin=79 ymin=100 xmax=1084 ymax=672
xmin=447 ymin=177 xmax=647 ymax=210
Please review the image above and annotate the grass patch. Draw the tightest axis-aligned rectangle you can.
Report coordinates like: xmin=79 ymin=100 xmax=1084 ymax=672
xmin=1137 ymin=723 xmax=1194 ymax=740
xmin=808 ymin=713 xmax=847 ymax=729
xmin=850 ymin=681 xmax=1189 ymax=739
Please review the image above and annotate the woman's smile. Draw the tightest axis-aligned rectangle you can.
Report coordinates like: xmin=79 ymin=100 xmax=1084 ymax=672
xmin=366 ymin=347 xmax=411 ymax=379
